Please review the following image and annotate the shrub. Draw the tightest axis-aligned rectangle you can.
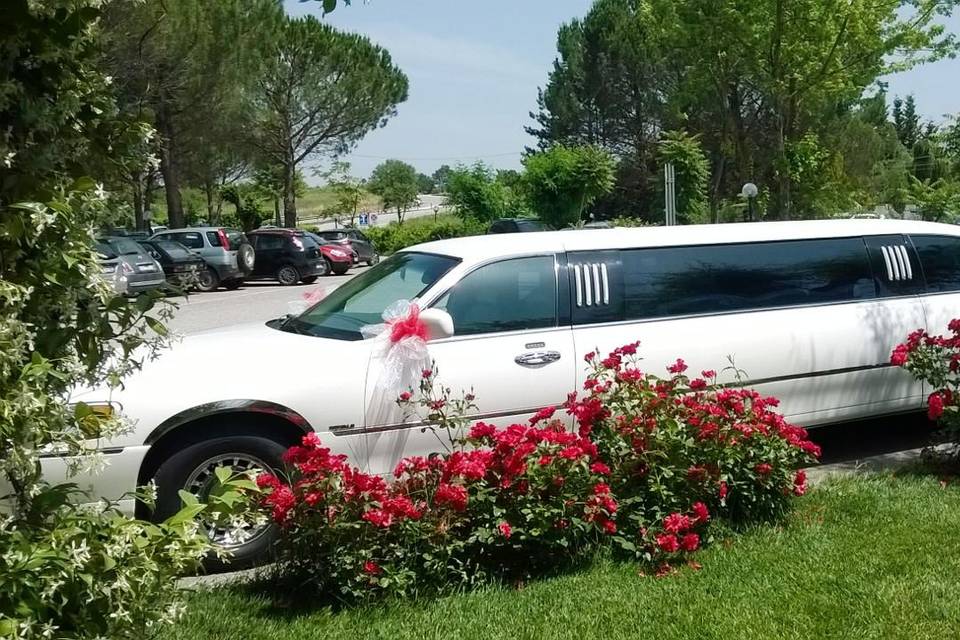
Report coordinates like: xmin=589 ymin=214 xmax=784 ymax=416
xmin=254 ymin=343 xmax=817 ymax=600
xmin=365 ymin=216 xmax=484 ymax=255
xmin=891 ymin=320 xmax=960 ymax=461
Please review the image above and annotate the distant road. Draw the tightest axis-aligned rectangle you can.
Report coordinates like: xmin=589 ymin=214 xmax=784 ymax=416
xmin=299 ymin=194 xmax=447 ymax=230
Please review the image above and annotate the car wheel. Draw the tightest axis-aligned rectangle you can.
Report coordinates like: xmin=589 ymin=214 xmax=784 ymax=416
xmin=196 ymin=267 xmax=219 ymax=292
xmin=237 ymin=243 xmax=256 ymax=276
xmin=151 ymin=435 xmax=288 ymax=572
xmin=223 ymin=278 xmax=243 ymax=290
xmin=316 ymin=259 xmax=330 ymax=277
xmin=277 ymin=265 xmax=300 ymax=286
xmin=331 ymin=264 xmax=350 ymax=275
xmin=366 ymin=253 xmax=380 ymax=266
xmin=301 ymin=276 xmax=318 ymax=284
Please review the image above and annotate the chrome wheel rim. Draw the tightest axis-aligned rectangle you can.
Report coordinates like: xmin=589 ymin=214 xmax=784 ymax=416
xmin=183 ymin=453 xmax=273 ymax=548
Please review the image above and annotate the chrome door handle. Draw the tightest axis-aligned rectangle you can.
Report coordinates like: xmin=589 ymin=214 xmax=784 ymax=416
xmin=514 ymin=351 xmax=562 ymax=367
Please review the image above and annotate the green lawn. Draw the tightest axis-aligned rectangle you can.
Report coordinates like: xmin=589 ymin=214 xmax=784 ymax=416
xmin=296 ymin=186 xmax=381 ymax=221
xmin=164 ymin=474 xmax=960 ymax=640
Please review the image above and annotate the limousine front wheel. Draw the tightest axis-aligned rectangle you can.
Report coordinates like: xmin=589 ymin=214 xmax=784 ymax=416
xmin=151 ymin=435 xmax=287 ymax=572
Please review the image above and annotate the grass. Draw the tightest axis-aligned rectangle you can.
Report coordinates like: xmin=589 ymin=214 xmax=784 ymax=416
xmin=296 ymin=186 xmax=381 ymax=222
xmin=163 ymin=474 xmax=960 ymax=640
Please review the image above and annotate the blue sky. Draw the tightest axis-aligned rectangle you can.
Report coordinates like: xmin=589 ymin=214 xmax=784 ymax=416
xmin=284 ymin=0 xmax=960 ymax=182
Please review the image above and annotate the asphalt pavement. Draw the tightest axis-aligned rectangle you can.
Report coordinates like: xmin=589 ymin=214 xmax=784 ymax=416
xmin=164 ymin=266 xmax=367 ymax=334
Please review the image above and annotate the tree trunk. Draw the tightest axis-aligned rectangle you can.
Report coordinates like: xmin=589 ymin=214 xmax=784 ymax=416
xmin=396 ymin=205 xmax=404 ymax=225
xmin=274 ymin=197 xmax=281 ymax=226
xmin=205 ymin=182 xmax=217 ymax=224
xmin=282 ymin=158 xmax=297 ymax=228
xmin=156 ymin=107 xmax=185 ymax=228
xmin=132 ymin=171 xmax=146 ymax=231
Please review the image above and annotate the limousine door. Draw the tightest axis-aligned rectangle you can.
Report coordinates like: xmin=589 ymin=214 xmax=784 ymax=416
xmin=360 ymin=255 xmax=576 ymax=476
xmin=567 ymin=238 xmax=924 ymax=427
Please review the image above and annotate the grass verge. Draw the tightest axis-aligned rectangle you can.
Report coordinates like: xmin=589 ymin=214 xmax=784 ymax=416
xmin=163 ymin=474 xmax=960 ymax=640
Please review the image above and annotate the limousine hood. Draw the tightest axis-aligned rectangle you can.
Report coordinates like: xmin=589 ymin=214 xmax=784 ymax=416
xmin=73 ymin=321 xmax=370 ymax=447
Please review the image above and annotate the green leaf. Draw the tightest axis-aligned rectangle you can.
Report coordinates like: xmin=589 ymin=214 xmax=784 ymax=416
xmin=145 ymin=316 xmax=168 ymax=337
xmin=322 ymin=0 xmax=337 ymax=14
xmin=178 ymin=490 xmax=199 ymax=507
xmin=164 ymin=504 xmax=206 ymax=526
xmin=214 ymin=466 xmax=233 ymax=485
xmin=69 ymin=176 xmax=97 ymax=192
xmin=102 ymin=553 xmax=116 ymax=571
xmin=0 ymin=619 xmax=18 ymax=636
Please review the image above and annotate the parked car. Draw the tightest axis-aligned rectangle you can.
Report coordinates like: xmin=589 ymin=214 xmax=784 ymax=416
xmin=150 ymin=227 xmax=254 ymax=292
xmin=96 ymin=236 xmax=166 ymax=295
xmin=95 ymin=242 xmax=123 ymax=293
xmin=139 ymin=239 xmax=206 ymax=290
xmin=488 ymin=218 xmax=549 ymax=234
xmin=61 ymin=219 xmax=960 ymax=568
xmin=247 ymin=229 xmax=351 ymax=284
xmin=310 ymin=229 xmax=380 ymax=266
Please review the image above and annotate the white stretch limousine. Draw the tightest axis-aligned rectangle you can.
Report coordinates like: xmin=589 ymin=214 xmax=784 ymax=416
xmin=56 ymin=219 xmax=960 ymax=563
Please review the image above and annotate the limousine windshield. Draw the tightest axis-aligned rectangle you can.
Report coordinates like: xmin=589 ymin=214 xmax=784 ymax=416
xmin=282 ymin=252 xmax=459 ymax=340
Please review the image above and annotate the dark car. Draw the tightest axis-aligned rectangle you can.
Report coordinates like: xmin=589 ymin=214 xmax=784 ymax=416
xmin=248 ymin=229 xmax=353 ymax=285
xmin=310 ymin=229 xmax=379 ymax=266
xmin=139 ymin=239 xmax=205 ymax=290
xmin=488 ymin=218 xmax=549 ymax=234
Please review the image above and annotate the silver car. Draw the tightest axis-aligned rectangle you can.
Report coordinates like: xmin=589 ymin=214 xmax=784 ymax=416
xmin=149 ymin=227 xmax=255 ymax=292
xmin=96 ymin=237 xmax=166 ymax=295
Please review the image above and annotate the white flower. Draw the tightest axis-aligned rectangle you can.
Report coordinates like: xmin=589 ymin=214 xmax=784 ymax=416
xmin=39 ymin=622 xmax=58 ymax=639
xmin=3 ymin=151 xmax=15 ymax=167
xmin=93 ymin=183 xmax=108 ymax=200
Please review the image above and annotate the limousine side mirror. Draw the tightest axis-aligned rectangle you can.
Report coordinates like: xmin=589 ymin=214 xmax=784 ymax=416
xmin=420 ymin=308 xmax=454 ymax=340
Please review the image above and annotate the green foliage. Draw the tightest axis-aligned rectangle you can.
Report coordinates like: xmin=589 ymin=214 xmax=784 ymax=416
xmin=446 ymin=163 xmax=510 ymax=222
xmin=368 ymin=160 xmax=420 ymax=223
xmin=249 ymin=16 xmax=408 ymax=226
xmin=530 ymin=0 xmax=960 ymax=220
xmin=907 ymin=177 xmax=960 ymax=222
xmin=364 ymin=216 xmax=485 ymax=255
xmin=431 ymin=165 xmax=453 ymax=193
xmin=416 ymin=173 xmax=435 ymax=194
xmin=657 ymin=131 xmax=710 ymax=224
xmin=893 ymin=96 xmax=922 ymax=149
xmin=523 ymin=145 xmax=616 ymax=228
xmin=220 ymin=184 xmax=270 ymax=231
xmin=318 ymin=162 xmax=366 ymax=226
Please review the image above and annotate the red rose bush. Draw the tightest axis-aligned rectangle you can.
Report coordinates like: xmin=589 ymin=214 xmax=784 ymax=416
xmin=891 ymin=319 xmax=960 ymax=460
xmin=254 ymin=343 xmax=818 ymax=600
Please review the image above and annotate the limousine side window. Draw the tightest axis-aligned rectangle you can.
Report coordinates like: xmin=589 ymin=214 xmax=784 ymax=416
xmin=910 ymin=235 xmax=960 ymax=293
xmin=435 ymin=256 xmax=558 ymax=336
xmin=571 ymin=237 xmax=876 ymax=324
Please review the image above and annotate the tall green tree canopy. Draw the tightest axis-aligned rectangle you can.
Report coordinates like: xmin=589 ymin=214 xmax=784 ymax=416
xmin=446 ymin=163 xmax=510 ymax=222
xmin=250 ymin=16 xmax=408 ymax=227
xmin=530 ymin=0 xmax=960 ymax=221
xmin=368 ymin=159 xmax=419 ymax=224
xmin=523 ymin=145 xmax=616 ymax=228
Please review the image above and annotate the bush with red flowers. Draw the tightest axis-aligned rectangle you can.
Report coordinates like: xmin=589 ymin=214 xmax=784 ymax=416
xmin=567 ymin=344 xmax=819 ymax=565
xmin=254 ymin=345 xmax=817 ymax=600
xmin=891 ymin=320 xmax=960 ymax=460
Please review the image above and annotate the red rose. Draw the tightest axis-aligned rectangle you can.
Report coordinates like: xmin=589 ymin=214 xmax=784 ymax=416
xmin=529 ymin=406 xmax=557 ymax=425
xmin=361 ymin=508 xmax=393 ymax=528
xmin=667 ymin=358 xmax=688 ymax=374
xmin=663 ymin=513 xmax=692 ymax=534
xmin=304 ymin=491 xmax=323 ymax=506
xmin=602 ymin=519 xmax=617 ymax=534
xmin=793 ymin=469 xmax=807 ymax=497
xmin=680 ymin=533 xmax=700 ymax=552
xmin=421 ymin=369 xmax=433 ymax=378
xmin=363 ymin=560 xmax=382 ymax=576
xmin=656 ymin=534 xmax=679 ymax=553
xmin=689 ymin=378 xmax=707 ymax=390
xmin=498 ymin=521 xmax=512 ymax=539
xmin=538 ymin=455 xmax=553 ymax=466
xmin=691 ymin=501 xmax=710 ymax=524
xmin=755 ymin=463 xmax=773 ymax=476
xmin=718 ymin=481 xmax=728 ymax=500
xmin=701 ymin=369 xmax=716 ymax=379
xmin=590 ymin=462 xmax=611 ymax=476
xmin=469 ymin=422 xmax=497 ymax=439
xmin=584 ymin=352 xmax=596 ymax=362
xmin=928 ymin=392 xmax=946 ymax=420
xmin=434 ymin=483 xmax=468 ymax=511
xmin=256 ymin=473 xmax=280 ymax=490
xmin=398 ymin=391 xmax=412 ymax=402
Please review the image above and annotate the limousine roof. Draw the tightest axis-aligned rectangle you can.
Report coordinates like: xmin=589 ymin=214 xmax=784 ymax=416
xmin=410 ymin=219 xmax=960 ymax=261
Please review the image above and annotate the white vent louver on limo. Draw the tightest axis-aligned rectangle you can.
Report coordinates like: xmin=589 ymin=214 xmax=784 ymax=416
xmin=573 ymin=263 xmax=610 ymax=307
xmin=879 ymin=245 xmax=913 ymax=281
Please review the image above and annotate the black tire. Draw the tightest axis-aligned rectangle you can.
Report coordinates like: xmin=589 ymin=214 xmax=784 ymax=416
xmin=152 ymin=435 xmax=287 ymax=572
xmin=196 ymin=267 xmax=219 ymax=292
xmin=237 ymin=243 xmax=255 ymax=276
xmin=276 ymin=265 xmax=300 ymax=286
xmin=223 ymin=278 xmax=243 ymax=290
xmin=301 ymin=276 xmax=318 ymax=284
xmin=366 ymin=253 xmax=380 ymax=266
xmin=331 ymin=263 xmax=350 ymax=275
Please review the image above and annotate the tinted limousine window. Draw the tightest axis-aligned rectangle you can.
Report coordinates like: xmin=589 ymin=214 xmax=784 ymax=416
xmin=570 ymin=237 xmax=875 ymax=324
xmin=911 ymin=235 xmax=960 ymax=293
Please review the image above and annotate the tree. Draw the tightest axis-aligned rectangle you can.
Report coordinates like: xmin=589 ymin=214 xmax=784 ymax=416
xmin=368 ymin=159 xmax=419 ymax=224
xmin=100 ymin=0 xmax=283 ymax=228
xmin=893 ymin=96 xmax=922 ymax=150
xmin=657 ymin=131 xmax=710 ymax=224
xmin=249 ymin=16 xmax=408 ymax=227
xmin=432 ymin=164 xmax=453 ymax=192
xmin=322 ymin=161 xmax=367 ymax=226
xmin=417 ymin=172 xmax=436 ymax=194
xmin=446 ymin=163 xmax=509 ymax=222
xmin=523 ymin=145 xmax=616 ymax=228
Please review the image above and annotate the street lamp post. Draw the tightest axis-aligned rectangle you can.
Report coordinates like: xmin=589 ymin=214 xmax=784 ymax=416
xmin=433 ymin=204 xmax=440 ymax=221
xmin=741 ymin=182 xmax=758 ymax=222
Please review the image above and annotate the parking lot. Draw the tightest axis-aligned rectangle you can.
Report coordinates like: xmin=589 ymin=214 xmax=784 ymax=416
xmin=164 ymin=266 xmax=368 ymax=334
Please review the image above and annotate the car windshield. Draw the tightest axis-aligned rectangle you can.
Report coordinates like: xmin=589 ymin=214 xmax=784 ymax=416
xmin=94 ymin=242 xmax=117 ymax=259
xmin=103 ymin=237 xmax=143 ymax=255
xmin=283 ymin=252 xmax=459 ymax=341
